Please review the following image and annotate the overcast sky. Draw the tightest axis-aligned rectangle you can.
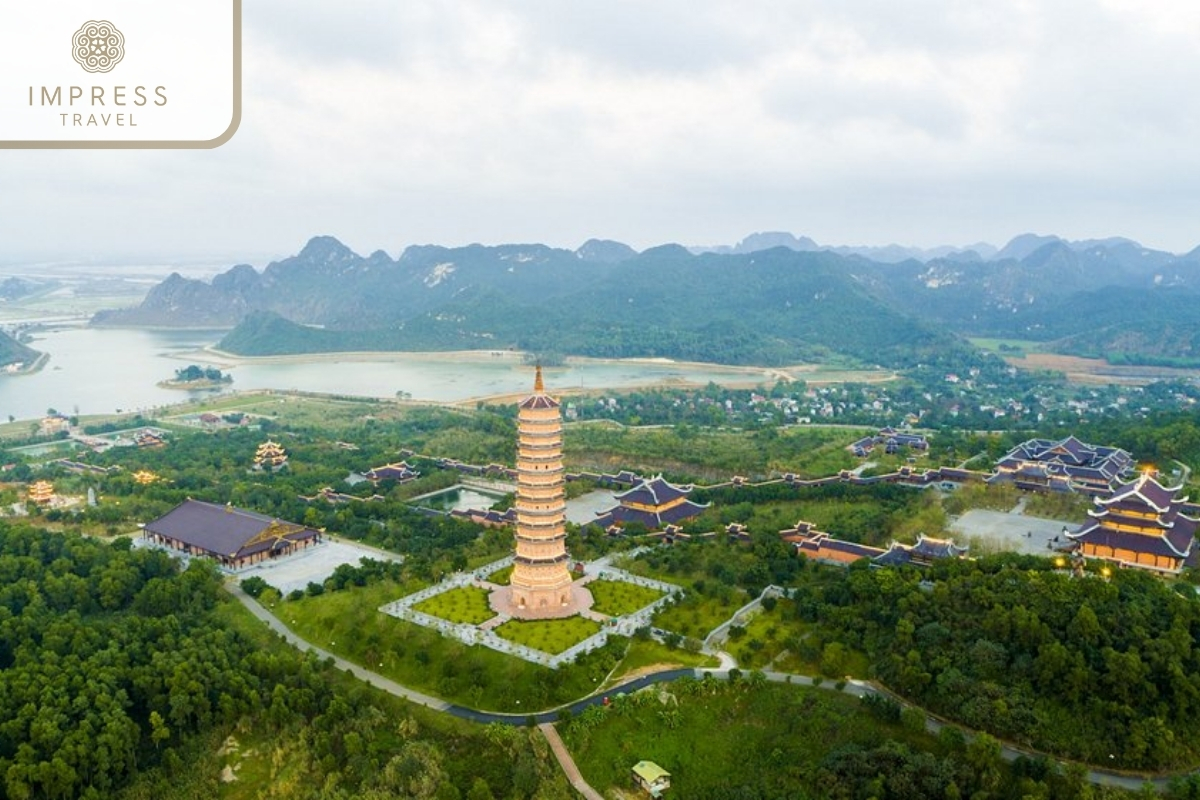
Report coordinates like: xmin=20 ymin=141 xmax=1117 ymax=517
xmin=4 ymin=0 xmax=1200 ymax=264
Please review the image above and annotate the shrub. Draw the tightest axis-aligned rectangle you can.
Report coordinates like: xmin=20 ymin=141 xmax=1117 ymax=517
xmin=241 ymin=576 xmax=269 ymax=598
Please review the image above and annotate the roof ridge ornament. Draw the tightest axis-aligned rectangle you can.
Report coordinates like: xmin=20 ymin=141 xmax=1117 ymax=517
xmin=534 ymin=363 xmax=544 ymax=393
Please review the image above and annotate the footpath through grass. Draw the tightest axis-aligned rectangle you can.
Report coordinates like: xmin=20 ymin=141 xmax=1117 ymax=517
xmin=270 ymin=580 xmax=617 ymax=711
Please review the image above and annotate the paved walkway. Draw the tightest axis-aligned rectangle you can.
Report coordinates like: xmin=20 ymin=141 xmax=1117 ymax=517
xmin=228 ymin=584 xmax=449 ymax=712
xmin=227 ymin=583 xmax=1183 ymax=794
xmin=540 ymin=723 xmax=604 ymax=800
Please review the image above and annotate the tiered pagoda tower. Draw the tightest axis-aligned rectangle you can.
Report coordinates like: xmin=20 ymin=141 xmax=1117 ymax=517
xmin=509 ymin=367 xmax=577 ymax=614
xmin=27 ymin=480 xmax=54 ymax=505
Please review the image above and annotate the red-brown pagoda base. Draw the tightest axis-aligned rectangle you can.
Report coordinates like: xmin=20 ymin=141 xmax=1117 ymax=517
xmin=489 ymin=582 xmax=595 ymax=620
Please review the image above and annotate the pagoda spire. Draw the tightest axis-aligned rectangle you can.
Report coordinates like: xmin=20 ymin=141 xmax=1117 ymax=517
xmin=534 ymin=363 xmax=544 ymax=393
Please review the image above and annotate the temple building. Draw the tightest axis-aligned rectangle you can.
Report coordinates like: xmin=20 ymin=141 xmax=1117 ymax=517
xmin=781 ymin=521 xmax=967 ymax=568
xmin=989 ymin=435 xmax=1132 ymax=494
xmin=591 ymin=476 xmax=709 ymax=531
xmin=253 ymin=440 xmax=289 ymax=471
xmin=849 ymin=426 xmax=930 ymax=458
xmin=134 ymin=430 xmax=166 ymax=449
xmin=363 ymin=461 xmax=419 ymax=484
xmin=142 ymin=498 xmax=321 ymax=570
xmin=26 ymin=480 xmax=54 ymax=505
xmin=508 ymin=367 xmax=578 ymax=614
xmin=1066 ymin=473 xmax=1200 ymax=574
xmin=132 ymin=470 xmax=160 ymax=485
xmin=874 ymin=535 xmax=969 ymax=567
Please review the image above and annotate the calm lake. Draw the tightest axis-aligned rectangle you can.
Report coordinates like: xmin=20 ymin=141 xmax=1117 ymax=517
xmin=1 ymin=327 xmax=772 ymax=422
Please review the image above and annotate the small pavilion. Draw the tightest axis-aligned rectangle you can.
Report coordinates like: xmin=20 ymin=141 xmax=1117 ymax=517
xmin=253 ymin=440 xmax=289 ymax=471
xmin=27 ymin=480 xmax=55 ymax=505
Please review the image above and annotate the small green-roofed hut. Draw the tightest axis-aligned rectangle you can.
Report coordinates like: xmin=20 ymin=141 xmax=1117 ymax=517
xmin=632 ymin=761 xmax=671 ymax=797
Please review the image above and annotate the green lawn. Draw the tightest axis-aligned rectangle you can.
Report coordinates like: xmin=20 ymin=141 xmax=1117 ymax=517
xmin=610 ymin=638 xmax=717 ymax=681
xmin=562 ymin=680 xmax=947 ymax=799
xmin=494 ymin=617 xmax=603 ymax=655
xmin=587 ymin=579 xmax=665 ymax=617
xmin=270 ymin=580 xmax=616 ymax=711
xmin=616 ymin=555 xmax=748 ymax=640
xmin=486 ymin=565 xmax=513 ymax=584
xmin=650 ymin=589 xmax=745 ymax=641
xmin=968 ymin=337 xmax=1049 ymax=356
xmin=723 ymin=598 xmax=869 ymax=677
xmin=413 ymin=585 xmax=496 ymax=624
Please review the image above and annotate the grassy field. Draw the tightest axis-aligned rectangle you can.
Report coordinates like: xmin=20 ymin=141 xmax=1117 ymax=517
xmin=563 ymin=423 xmax=862 ymax=482
xmin=494 ymin=617 xmax=603 ymax=655
xmin=562 ymin=680 xmax=944 ymax=799
xmin=968 ymin=337 xmax=1050 ymax=356
xmin=609 ymin=639 xmax=718 ymax=680
xmin=269 ymin=580 xmax=612 ymax=711
xmin=724 ymin=598 xmax=870 ymax=677
xmin=485 ymin=564 xmax=513 ymax=584
xmin=412 ymin=585 xmax=496 ymax=624
xmin=651 ymin=590 xmax=745 ymax=641
xmin=587 ymin=579 xmax=664 ymax=617
xmin=613 ymin=554 xmax=749 ymax=640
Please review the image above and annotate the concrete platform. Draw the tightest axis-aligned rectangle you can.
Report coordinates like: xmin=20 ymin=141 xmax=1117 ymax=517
xmin=239 ymin=539 xmax=403 ymax=594
xmin=489 ymin=581 xmax=595 ymax=620
xmin=949 ymin=508 xmax=1078 ymax=556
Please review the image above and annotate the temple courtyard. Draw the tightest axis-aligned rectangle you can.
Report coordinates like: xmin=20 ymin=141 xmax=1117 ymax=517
xmin=949 ymin=508 xmax=1073 ymax=556
xmin=380 ymin=553 xmax=679 ymax=668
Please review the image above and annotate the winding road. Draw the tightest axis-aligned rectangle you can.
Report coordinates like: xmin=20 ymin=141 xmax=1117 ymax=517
xmin=227 ymin=584 xmax=1183 ymax=795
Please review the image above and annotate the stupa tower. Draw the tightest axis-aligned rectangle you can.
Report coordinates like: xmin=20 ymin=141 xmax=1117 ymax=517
xmin=509 ymin=366 xmax=577 ymax=614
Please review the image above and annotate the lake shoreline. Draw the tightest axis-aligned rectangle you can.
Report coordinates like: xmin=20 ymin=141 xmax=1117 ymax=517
xmin=195 ymin=346 xmax=813 ymax=378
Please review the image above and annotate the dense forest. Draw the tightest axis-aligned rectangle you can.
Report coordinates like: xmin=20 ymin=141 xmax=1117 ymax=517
xmin=0 ymin=523 xmax=568 ymax=799
xmin=791 ymin=555 xmax=1200 ymax=770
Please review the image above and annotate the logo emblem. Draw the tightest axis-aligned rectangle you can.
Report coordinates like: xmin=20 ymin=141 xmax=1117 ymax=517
xmin=72 ymin=21 xmax=125 ymax=74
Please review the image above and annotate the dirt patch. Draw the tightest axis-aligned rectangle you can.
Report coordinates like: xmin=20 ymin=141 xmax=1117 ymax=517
xmin=1004 ymin=353 xmax=1200 ymax=386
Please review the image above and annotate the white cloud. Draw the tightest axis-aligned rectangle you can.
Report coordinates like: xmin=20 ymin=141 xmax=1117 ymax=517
xmin=1 ymin=0 xmax=1199 ymax=263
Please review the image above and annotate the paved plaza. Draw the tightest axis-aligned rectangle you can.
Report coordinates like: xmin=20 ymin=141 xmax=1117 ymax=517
xmin=239 ymin=539 xmax=403 ymax=594
xmin=563 ymin=490 xmax=619 ymax=525
xmin=949 ymin=508 xmax=1077 ymax=556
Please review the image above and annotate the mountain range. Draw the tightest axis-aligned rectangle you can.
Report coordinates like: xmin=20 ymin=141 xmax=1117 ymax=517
xmin=91 ymin=233 xmax=1200 ymax=368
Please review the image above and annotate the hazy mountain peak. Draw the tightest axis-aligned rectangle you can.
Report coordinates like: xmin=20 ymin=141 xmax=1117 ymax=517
xmin=995 ymin=233 xmax=1065 ymax=261
xmin=576 ymin=239 xmax=638 ymax=263
xmin=298 ymin=235 xmax=357 ymax=262
xmin=738 ymin=231 xmax=819 ymax=253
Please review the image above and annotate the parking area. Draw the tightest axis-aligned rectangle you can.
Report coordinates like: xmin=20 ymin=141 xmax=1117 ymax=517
xmin=949 ymin=509 xmax=1075 ymax=556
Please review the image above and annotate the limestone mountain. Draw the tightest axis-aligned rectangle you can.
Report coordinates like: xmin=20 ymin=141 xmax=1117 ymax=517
xmin=95 ymin=232 xmax=1200 ymax=367
xmin=107 ymin=236 xmax=950 ymax=366
xmin=0 ymin=329 xmax=38 ymax=369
